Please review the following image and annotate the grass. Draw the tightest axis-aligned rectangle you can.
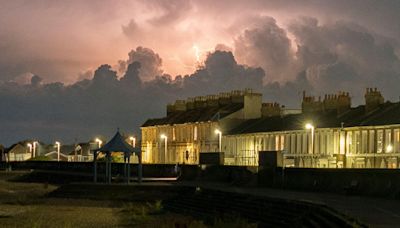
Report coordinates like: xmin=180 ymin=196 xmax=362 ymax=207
xmin=0 ymin=172 xmax=120 ymax=227
xmin=0 ymin=171 xmax=258 ymax=227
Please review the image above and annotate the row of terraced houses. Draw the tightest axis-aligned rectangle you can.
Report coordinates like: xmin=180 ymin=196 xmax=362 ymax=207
xmin=141 ymin=88 xmax=400 ymax=168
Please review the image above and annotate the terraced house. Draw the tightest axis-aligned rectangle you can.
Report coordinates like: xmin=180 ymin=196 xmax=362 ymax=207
xmin=142 ymin=88 xmax=400 ymax=168
xmin=224 ymin=88 xmax=400 ymax=168
xmin=141 ymin=89 xmax=265 ymax=164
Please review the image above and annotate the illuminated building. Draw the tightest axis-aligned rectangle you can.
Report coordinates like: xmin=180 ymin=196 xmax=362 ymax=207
xmin=225 ymin=88 xmax=400 ymax=168
xmin=141 ymin=89 xmax=265 ymax=164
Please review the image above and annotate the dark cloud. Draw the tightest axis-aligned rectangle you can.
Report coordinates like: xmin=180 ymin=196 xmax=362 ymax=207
xmin=0 ymin=49 xmax=268 ymax=146
xmin=2 ymin=0 xmax=400 ymax=146
xmin=119 ymin=47 xmax=163 ymax=82
xmin=30 ymin=75 xmax=43 ymax=87
xmin=234 ymin=16 xmax=297 ymax=82
xmin=287 ymin=18 xmax=400 ymax=101
xmin=2 ymin=25 xmax=400 ymax=145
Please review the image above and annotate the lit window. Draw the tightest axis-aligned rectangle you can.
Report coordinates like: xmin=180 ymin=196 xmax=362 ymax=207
xmin=377 ymin=130 xmax=383 ymax=153
xmin=194 ymin=126 xmax=198 ymax=141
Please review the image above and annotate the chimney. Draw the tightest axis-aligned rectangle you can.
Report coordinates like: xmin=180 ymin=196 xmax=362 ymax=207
xmin=321 ymin=91 xmax=351 ymax=115
xmin=166 ymin=103 xmax=175 ymax=116
xmin=336 ymin=91 xmax=351 ymax=115
xmin=218 ymin=92 xmax=231 ymax=105
xmin=365 ymin=87 xmax=384 ymax=113
xmin=261 ymin=102 xmax=282 ymax=117
xmin=301 ymin=91 xmax=323 ymax=113
xmin=194 ymin=96 xmax=207 ymax=109
xmin=174 ymin=100 xmax=187 ymax=111
xmin=206 ymin=95 xmax=219 ymax=107
xmin=167 ymin=100 xmax=187 ymax=116
xmin=186 ymin=97 xmax=195 ymax=110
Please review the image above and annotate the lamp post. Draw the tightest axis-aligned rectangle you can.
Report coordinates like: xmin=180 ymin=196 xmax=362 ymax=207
xmin=55 ymin=141 xmax=60 ymax=162
xmin=33 ymin=141 xmax=38 ymax=158
xmin=129 ymin=136 xmax=136 ymax=148
xmin=95 ymin=138 xmax=102 ymax=148
xmin=27 ymin=143 xmax=33 ymax=159
xmin=305 ymin=123 xmax=315 ymax=167
xmin=215 ymin=129 xmax=222 ymax=152
xmin=161 ymin=134 xmax=168 ymax=163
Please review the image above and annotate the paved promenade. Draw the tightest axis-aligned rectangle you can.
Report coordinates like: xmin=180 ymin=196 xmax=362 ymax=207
xmin=175 ymin=181 xmax=400 ymax=228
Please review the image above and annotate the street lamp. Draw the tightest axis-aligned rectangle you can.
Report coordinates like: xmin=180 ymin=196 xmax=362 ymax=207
xmin=305 ymin=123 xmax=315 ymax=167
xmin=95 ymin=138 xmax=102 ymax=148
xmin=161 ymin=134 xmax=168 ymax=163
xmin=386 ymin=144 xmax=393 ymax=153
xmin=27 ymin=143 xmax=33 ymax=157
xmin=55 ymin=141 xmax=61 ymax=162
xmin=129 ymin=136 xmax=136 ymax=148
xmin=215 ymin=129 xmax=222 ymax=152
xmin=33 ymin=141 xmax=38 ymax=158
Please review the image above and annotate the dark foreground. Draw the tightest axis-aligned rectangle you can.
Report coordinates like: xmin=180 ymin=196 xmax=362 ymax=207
xmin=0 ymin=171 xmax=364 ymax=228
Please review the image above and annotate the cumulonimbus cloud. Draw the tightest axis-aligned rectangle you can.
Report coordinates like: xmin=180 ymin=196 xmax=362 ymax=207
xmin=1 ymin=12 xmax=400 ymax=146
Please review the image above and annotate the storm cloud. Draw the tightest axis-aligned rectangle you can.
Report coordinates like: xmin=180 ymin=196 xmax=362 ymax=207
xmin=1 ymin=1 xmax=400 ymax=145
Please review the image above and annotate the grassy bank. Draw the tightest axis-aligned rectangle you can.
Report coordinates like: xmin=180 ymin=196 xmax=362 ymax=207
xmin=0 ymin=171 xmax=256 ymax=227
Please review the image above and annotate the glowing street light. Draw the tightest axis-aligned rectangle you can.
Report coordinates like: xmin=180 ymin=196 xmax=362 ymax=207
xmin=129 ymin=136 xmax=136 ymax=148
xmin=95 ymin=138 xmax=102 ymax=148
xmin=215 ymin=129 xmax=222 ymax=152
xmin=55 ymin=141 xmax=61 ymax=162
xmin=27 ymin=143 xmax=33 ymax=156
xmin=161 ymin=134 xmax=168 ymax=163
xmin=33 ymin=141 xmax=38 ymax=158
xmin=305 ymin=123 xmax=315 ymax=167
xmin=386 ymin=144 xmax=393 ymax=153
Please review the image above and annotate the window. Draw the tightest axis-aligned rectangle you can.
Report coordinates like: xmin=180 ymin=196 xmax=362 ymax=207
xmin=314 ymin=132 xmax=320 ymax=154
xmin=172 ymin=127 xmax=176 ymax=141
xmin=290 ymin=134 xmax=296 ymax=154
xmin=361 ymin=131 xmax=368 ymax=154
xmin=385 ymin=129 xmax=392 ymax=153
xmin=354 ymin=131 xmax=360 ymax=154
xmin=333 ymin=131 xmax=339 ymax=154
xmin=302 ymin=133 xmax=308 ymax=154
xmin=296 ymin=133 xmax=302 ymax=154
xmin=369 ymin=130 xmax=375 ymax=153
xmin=346 ymin=131 xmax=352 ymax=154
xmin=284 ymin=134 xmax=289 ymax=152
xmin=377 ymin=130 xmax=383 ymax=153
xmin=326 ymin=130 xmax=333 ymax=155
xmin=194 ymin=126 xmax=198 ymax=141
xmin=394 ymin=129 xmax=400 ymax=153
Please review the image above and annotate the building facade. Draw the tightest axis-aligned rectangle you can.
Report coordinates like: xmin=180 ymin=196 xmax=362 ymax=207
xmin=141 ymin=89 xmax=267 ymax=164
xmin=224 ymin=88 xmax=400 ymax=168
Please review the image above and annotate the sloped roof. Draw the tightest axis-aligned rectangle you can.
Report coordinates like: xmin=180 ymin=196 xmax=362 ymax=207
xmin=228 ymin=102 xmax=400 ymax=135
xmin=142 ymin=103 xmax=243 ymax=127
xmin=96 ymin=131 xmax=139 ymax=155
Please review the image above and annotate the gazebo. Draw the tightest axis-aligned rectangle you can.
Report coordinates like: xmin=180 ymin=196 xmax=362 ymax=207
xmin=93 ymin=130 xmax=142 ymax=184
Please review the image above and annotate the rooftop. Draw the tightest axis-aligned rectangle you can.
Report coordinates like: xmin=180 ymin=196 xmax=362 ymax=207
xmin=142 ymin=103 xmax=243 ymax=127
xmin=228 ymin=102 xmax=400 ymax=135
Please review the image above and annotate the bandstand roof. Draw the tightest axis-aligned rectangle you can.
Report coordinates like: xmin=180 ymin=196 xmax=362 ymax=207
xmin=96 ymin=131 xmax=139 ymax=155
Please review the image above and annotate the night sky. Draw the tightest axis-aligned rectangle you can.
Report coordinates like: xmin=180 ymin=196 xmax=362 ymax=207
xmin=1 ymin=0 xmax=400 ymax=146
